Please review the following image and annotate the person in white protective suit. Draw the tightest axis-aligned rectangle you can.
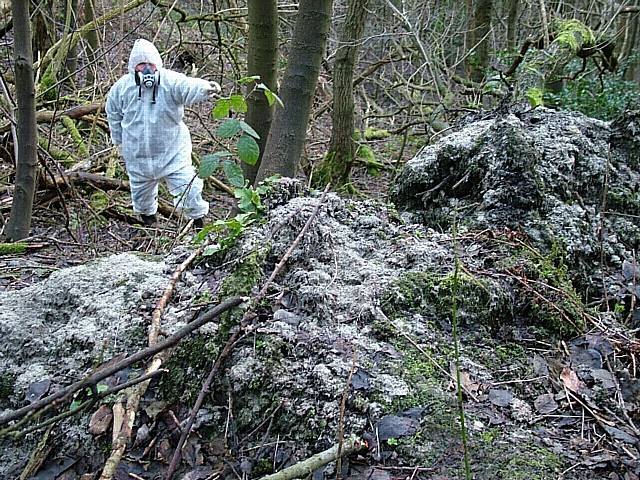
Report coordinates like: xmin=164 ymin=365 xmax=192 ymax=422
xmin=106 ymin=39 xmax=220 ymax=228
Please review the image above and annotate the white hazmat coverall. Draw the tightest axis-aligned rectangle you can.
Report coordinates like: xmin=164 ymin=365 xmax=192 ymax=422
xmin=106 ymin=39 xmax=212 ymax=220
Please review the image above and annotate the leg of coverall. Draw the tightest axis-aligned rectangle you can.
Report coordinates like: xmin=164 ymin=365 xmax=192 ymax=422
xmin=129 ymin=175 xmax=159 ymax=216
xmin=164 ymin=166 xmax=209 ymax=220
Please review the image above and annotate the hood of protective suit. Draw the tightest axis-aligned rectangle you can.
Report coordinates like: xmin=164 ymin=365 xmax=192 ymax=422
xmin=127 ymin=39 xmax=163 ymax=74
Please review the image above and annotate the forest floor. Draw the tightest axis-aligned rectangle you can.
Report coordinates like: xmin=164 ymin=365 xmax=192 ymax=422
xmin=2 ymin=109 xmax=640 ymax=480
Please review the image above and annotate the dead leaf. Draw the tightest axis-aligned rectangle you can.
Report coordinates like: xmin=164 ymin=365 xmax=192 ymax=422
xmin=560 ymin=367 xmax=585 ymax=394
xmin=534 ymin=393 xmax=559 ymax=414
xmin=25 ymin=379 xmax=51 ymax=404
xmin=88 ymin=405 xmax=112 ymax=436
xmin=488 ymin=389 xmax=513 ymax=407
xmin=602 ymin=425 xmax=638 ymax=444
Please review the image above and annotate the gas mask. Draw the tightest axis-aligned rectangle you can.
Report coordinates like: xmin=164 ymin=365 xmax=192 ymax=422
xmin=135 ymin=63 xmax=160 ymax=103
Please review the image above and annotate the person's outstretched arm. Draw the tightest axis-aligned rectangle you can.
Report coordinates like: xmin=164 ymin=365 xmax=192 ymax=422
xmin=170 ymin=72 xmax=221 ymax=106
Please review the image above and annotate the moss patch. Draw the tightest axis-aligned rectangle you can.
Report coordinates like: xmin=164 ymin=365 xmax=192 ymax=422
xmin=380 ymin=270 xmax=510 ymax=328
xmin=0 ymin=243 xmax=27 ymax=256
xmin=160 ymin=335 xmax=220 ymax=404
xmin=470 ymin=434 xmax=564 ymax=479
xmin=216 ymin=248 xmax=268 ymax=335
xmin=0 ymin=373 xmax=15 ymax=408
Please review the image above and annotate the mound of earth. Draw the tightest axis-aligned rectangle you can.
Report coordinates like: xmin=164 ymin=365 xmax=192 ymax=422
xmin=1 ymin=111 xmax=639 ymax=479
xmin=391 ymin=108 xmax=640 ymax=299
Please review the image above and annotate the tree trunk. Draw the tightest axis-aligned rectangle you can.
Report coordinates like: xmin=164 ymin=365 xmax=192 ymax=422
xmin=515 ymin=20 xmax=593 ymax=107
xmin=32 ymin=0 xmax=54 ymax=58
xmin=467 ymin=0 xmax=493 ymax=83
xmin=623 ymin=13 xmax=640 ymax=82
xmin=242 ymin=0 xmax=278 ymax=185
xmin=254 ymin=0 xmax=333 ymax=184
xmin=314 ymin=0 xmax=369 ymax=190
xmin=6 ymin=0 xmax=38 ymax=240
xmin=83 ymin=0 xmax=99 ymax=85
xmin=64 ymin=0 xmax=78 ymax=77
xmin=506 ymin=0 xmax=519 ymax=51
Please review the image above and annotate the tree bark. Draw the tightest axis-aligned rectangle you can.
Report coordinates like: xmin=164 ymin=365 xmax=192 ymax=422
xmin=243 ymin=0 xmax=278 ymax=185
xmin=254 ymin=0 xmax=334 ymax=184
xmin=64 ymin=0 xmax=78 ymax=77
xmin=6 ymin=0 xmax=38 ymax=241
xmin=32 ymin=0 xmax=54 ymax=58
xmin=506 ymin=0 xmax=520 ymax=51
xmin=467 ymin=0 xmax=493 ymax=83
xmin=83 ymin=0 xmax=100 ymax=85
xmin=623 ymin=12 xmax=640 ymax=82
xmin=315 ymin=0 xmax=369 ymax=190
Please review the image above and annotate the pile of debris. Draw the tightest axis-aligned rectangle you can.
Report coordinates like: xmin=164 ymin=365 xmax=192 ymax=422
xmin=1 ymin=110 xmax=639 ymax=479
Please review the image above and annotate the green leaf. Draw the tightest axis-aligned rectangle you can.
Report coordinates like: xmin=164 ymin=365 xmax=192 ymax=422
xmin=257 ymin=84 xmax=284 ymax=108
xmin=216 ymin=118 xmax=242 ymax=138
xmin=222 ymin=159 xmax=245 ymax=187
xmin=239 ymin=121 xmax=260 ymax=139
xmin=234 ymin=187 xmax=256 ymax=213
xmin=198 ymin=152 xmax=225 ymax=178
xmin=237 ymin=135 xmax=260 ymax=166
xmin=230 ymin=94 xmax=248 ymax=113
xmin=238 ymin=75 xmax=261 ymax=85
xmin=203 ymin=244 xmax=222 ymax=256
xmin=212 ymin=98 xmax=231 ymax=119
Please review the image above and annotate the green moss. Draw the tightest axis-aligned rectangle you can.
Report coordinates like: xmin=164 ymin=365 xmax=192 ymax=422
xmin=553 ymin=19 xmax=595 ymax=54
xmin=160 ymin=335 xmax=220 ymax=404
xmin=61 ymin=116 xmax=89 ymax=157
xmin=253 ymin=458 xmax=273 ymax=476
xmin=39 ymin=66 xmax=58 ymax=102
xmin=0 ymin=243 xmax=27 ymax=256
xmin=608 ymin=189 xmax=640 ymax=216
xmin=380 ymin=271 xmax=437 ymax=319
xmin=526 ymin=87 xmax=544 ymax=108
xmin=471 ymin=434 xmax=564 ymax=480
xmin=522 ymin=243 xmax=585 ymax=336
xmin=312 ymin=150 xmax=359 ymax=194
xmin=216 ymin=249 xmax=266 ymax=335
xmin=364 ymin=127 xmax=391 ymax=140
xmin=90 ymin=191 xmax=109 ymax=211
xmin=0 ymin=373 xmax=15 ymax=403
xmin=381 ymin=271 xmax=509 ymax=328
xmin=38 ymin=137 xmax=73 ymax=164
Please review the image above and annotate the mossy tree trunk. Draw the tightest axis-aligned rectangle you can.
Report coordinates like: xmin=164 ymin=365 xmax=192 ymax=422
xmin=7 ymin=0 xmax=38 ymax=240
xmin=515 ymin=20 xmax=595 ymax=107
xmin=467 ymin=0 xmax=493 ymax=83
xmin=254 ymin=0 xmax=333 ymax=184
xmin=243 ymin=0 xmax=278 ymax=185
xmin=314 ymin=0 xmax=369 ymax=190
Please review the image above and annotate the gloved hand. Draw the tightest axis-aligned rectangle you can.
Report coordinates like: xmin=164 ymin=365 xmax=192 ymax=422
xmin=206 ymin=81 xmax=221 ymax=96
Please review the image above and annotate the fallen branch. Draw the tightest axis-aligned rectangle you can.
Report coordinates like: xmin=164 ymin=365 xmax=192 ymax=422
xmin=0 ymin=296 xmax=245 ymax=428
xmin=260 ymin=436 xmax=364 ymax=480
xmin=43 ymin=171 xmax=177 ymax=220
xmin=0 ymin=103 xmax=103 ymax=134
xmin=100 ymin=246 xmax=206 ymax=480
xmin=165 ymin=185 xmax=332 ymax=479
